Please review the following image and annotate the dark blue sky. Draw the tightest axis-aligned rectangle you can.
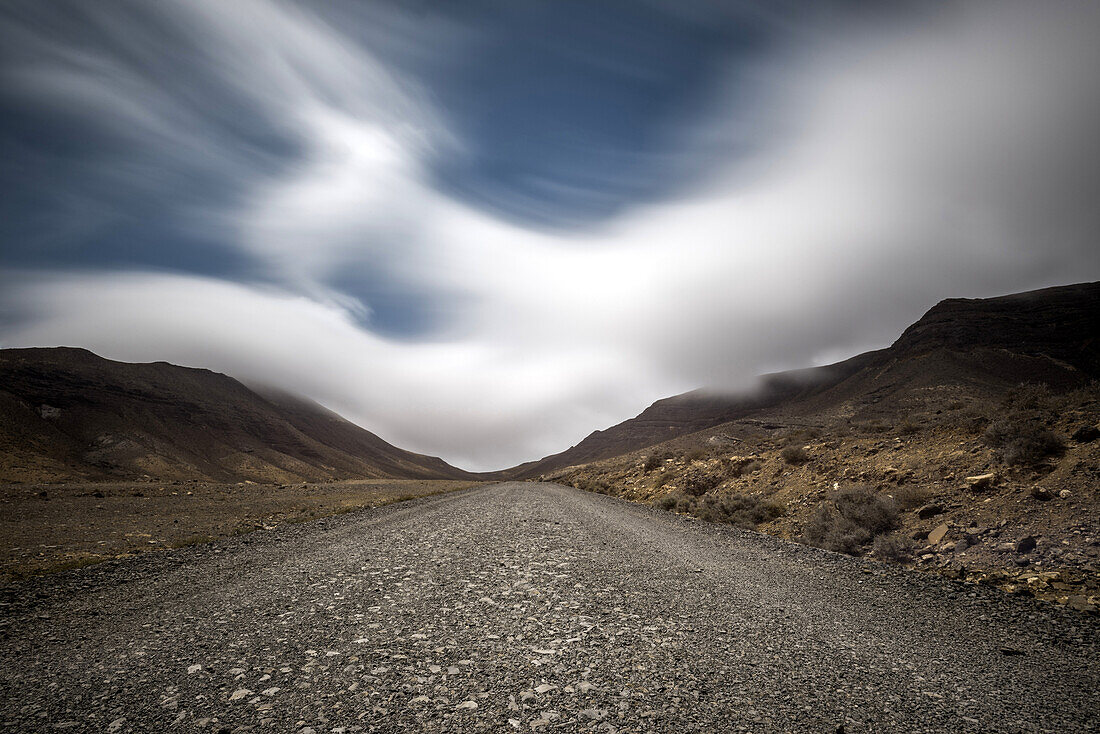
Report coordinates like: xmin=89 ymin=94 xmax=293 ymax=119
xmin=0 ymin=0 xmax=868 ymax=335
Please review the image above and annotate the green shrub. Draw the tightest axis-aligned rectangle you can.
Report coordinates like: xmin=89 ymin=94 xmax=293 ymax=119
xmin=643 ymin=454 xmax=663 ymax=473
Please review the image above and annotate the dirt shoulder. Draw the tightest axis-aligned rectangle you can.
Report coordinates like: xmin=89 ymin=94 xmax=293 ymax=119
xmin=0 ymin=478 xmax=482 ymax=581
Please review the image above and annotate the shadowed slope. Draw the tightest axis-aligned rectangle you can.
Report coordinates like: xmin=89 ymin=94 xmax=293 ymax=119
xmin=0 ymin=348 xmax=474 ymax=483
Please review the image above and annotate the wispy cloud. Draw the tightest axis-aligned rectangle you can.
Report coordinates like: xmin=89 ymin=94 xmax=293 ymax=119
xmin=2 ymin=0 xmax=1099 ymax=470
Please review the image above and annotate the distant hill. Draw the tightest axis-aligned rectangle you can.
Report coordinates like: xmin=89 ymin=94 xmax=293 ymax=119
xmin=0 ymin=348 xmax=475 ymax=483
xmin=508 ymin=281 xmax=1100 ymax=478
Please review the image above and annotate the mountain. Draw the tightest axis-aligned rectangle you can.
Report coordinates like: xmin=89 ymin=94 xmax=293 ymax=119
xmin=0 ymin=348 xmax=474 ymax=483
xmin=509 ymin=281 xmax=1100 ymax=478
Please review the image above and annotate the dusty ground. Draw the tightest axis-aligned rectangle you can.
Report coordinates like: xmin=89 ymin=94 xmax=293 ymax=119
xmin=0 ymin=478 xmax=481 ymax=580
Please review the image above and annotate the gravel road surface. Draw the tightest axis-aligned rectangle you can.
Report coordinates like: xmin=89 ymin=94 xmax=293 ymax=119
xmin=1 ymin=482 xmax=1096 ymax=733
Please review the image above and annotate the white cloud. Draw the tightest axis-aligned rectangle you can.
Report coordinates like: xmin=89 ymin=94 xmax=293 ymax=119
xmin=3 ymin=0 xmax=1100 ymax=469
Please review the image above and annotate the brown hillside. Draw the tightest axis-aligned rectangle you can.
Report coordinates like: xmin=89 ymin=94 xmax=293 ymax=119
xmin=0 ymin=348 xmax=473 ymax=483
xmin=510 ymin=281 xmax=1099 ymax=478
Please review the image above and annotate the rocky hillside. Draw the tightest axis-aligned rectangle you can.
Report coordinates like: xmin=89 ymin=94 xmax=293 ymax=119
xmin=0 ymin=348 xmax=475 ymax=483
xmin=530 ymin=282 xmax=1100 ymax=611
xmin=510 ymin=281 xmax=1100 ymax=478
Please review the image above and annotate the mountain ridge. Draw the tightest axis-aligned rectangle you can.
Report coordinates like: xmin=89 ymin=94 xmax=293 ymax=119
xmin=0 ymin=347 xmax=474 ymax=483
xmin=506 ymin=281 xmax=1100 ymax=478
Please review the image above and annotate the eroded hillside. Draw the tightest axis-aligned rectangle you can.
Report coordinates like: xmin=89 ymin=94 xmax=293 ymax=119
xmin=544 ymin=383 xmax=1100 ymax=611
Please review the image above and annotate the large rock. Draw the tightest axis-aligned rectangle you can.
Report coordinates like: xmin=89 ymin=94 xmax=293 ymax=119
xmin=1015 ymin=536 xmax=1037 ymax=554
xmin=928 ymin=523 xmax=950 ymax=545
xmin=916 ymin=504 xmax=944 ymax=520
xmin=965 ymin=473 xmax=997 ymax=490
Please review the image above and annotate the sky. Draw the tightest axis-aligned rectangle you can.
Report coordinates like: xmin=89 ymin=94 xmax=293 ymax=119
xmin=1 ymin=0 xmax=1099 ymax=471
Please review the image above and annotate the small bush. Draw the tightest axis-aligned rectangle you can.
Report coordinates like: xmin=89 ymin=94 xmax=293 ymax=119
xmin=835 ymin=487 xmax=899 ymax=535
xmin=655 ymin=494 xmax=678 ymax=511
xmin=890 ymin=485 xmax=933 ymax=511
xmin=780 ymin=445 xmax=809 ymax=465
xmin=687 ymin=448 xmax=707 ymax=461
xmin=1002 ymin=383 xmax=1056 ymax=412
xmin=642 ymin=454 xmax=663 ymax=473
xmin=983 ymin=419 xmax=1065 ymax=467
xmin=802 ymin=486 xmax=899 ymax=556
xmin=897 ymin=418 xmax=921 ymax=435
xmin=651 ymin=468 xmax=675 ymax=488
xmin=722 ymin=457 xmax=763 ymax=479
xmin=872 ymin=534 xmax=914 ymax=562
xmin=653 ymin=491 xmax=784 ymax=528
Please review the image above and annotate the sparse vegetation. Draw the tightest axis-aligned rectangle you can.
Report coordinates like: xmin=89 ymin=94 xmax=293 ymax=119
xmin=802 ymin=486 xmax=899 ymax=555
xmin=681 ymin=469 xmax=721 ymax=496
xmin=642 ymin=454 xmax=663 ymax=473
xmin=780 ymin=445 xmax=809 ymax=464
xmin=983 ymin=419 xmax=1065 ymax=467
xmin=897 ymin=417 xmax=921 ymax=435
xmin=872 ymin=533 xmax=914 ymax=562
xmin=721 ymin=457 xmax=762 ymax=478
xmin=889 ymin=485 xmax=933 ymax=511
xmin=654 ymin=491 xmax=784 ymax=528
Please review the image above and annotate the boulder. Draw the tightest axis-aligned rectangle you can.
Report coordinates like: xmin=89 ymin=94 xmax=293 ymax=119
xmin=965 ymin=473 xmax=997 ymax=490
xmin=928 ymin=523 xmax=950 ymax=545
xmin=916 ymin=504 xmax=944 ymax=520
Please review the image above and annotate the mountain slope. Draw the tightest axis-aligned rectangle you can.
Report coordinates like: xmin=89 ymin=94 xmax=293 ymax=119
xmin=509 ymin=281 xmax=1100 ymax=478
xmin=0 ymin=348 xmax=473 ymax=483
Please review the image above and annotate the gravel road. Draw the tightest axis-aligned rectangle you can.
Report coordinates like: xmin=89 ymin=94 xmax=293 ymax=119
xmin=1 ymin=482 xmax=1096 ymax=733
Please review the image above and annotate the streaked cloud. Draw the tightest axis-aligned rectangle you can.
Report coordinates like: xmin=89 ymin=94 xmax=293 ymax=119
xmin=2 ymin=0 xmax=1099 ymax=470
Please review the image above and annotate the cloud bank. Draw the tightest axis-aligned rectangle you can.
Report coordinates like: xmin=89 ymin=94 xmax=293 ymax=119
xmin=2 ymin=0 xmax=1099 ymax=470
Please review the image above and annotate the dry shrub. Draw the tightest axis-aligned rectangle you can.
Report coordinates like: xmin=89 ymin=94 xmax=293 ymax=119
xmin=722 ymin=457 xmax=764 ymax=479
xmin=656 ymin=494 xmax=678 ymax=511
xmin=654 ymin=492 xmax=784 ymax=527
xmin=983 ymin=419 xmax=1065 ymax=467
xmin=897 ymin=418 xmax=921 ymax=435
xmin=802 ymin=486 xmax=899 ymax=556
xmin=780 ymin=445 xmax=809 ymax=464
xmin=681 ymin=469 xmax=721 ymax=497
xmin=890 ymin=485 xmax=933 ymax=511
xmin=872 ymin=534 xmax=914 ymax=562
